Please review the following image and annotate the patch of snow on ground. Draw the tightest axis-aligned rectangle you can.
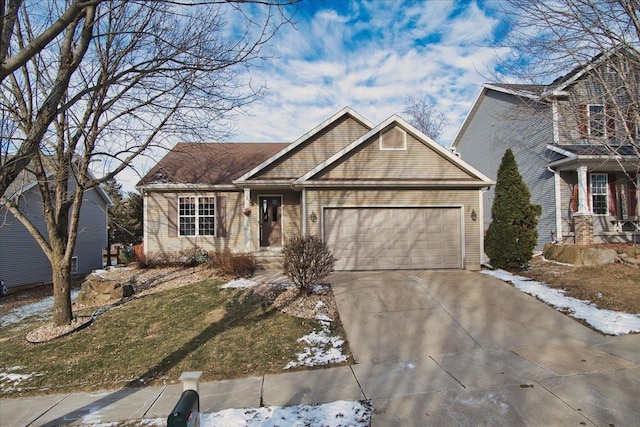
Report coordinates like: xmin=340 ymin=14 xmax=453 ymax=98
xmin=200 ymin=400 xmax=372 ymax=427
xmin=483 ymin=269 xmax=640 ymax=335
xmin=92 ymin=267 xmax=133 ymax=279
xmin=0 ymin=367 xmax=42 ymax=392
xmin=284 ymin=320 xmax=348 ymax=369
xmin=1 ymin=289 xmax=80 ymax=327
xmin=221 ymin=278 xmax=260 ymax=289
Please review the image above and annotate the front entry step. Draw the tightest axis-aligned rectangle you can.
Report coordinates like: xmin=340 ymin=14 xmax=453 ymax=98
xmin=254 ymin=250 xmax=284 ymax=270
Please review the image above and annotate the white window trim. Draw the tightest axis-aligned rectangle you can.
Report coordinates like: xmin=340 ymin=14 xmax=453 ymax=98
xmin=178 ymin=196 xmax=216 ymax=237
xmin=379 ymin=128 xmax=407 ymax=151
xmin=587 ymin=104 xmax=606 ymax=139
xmin=590 ymin=173 xmax=608 ymax=216
xmin=71 ymin=256 xmax=79 ymax=274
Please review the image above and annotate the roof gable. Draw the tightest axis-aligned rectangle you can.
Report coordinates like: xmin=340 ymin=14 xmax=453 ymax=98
xmin=234 ymin=107 xmax=374 ymax=183
xmin=297 ymin=116 xmax=494 ymax=187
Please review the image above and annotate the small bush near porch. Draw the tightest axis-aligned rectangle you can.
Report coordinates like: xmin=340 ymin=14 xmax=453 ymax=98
xmin=283 ymin=235 xmax=336 ymax=295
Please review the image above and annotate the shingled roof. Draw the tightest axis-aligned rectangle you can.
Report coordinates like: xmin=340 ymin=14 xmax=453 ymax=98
xmin=137 ymin=142 xmax=289 ymax=187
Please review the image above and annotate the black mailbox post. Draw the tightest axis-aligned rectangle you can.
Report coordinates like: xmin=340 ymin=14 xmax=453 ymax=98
xmin=167 ymin=389 xmax=199 ymax=427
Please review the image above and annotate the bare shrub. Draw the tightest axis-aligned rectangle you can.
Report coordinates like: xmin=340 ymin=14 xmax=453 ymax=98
xmin=283 ymin=235 xmax=336 ymax=295
xmin=209 ymin=250 xmax=257 ymax=278
xmin=144 ymin=248 xmax=204 ymax=268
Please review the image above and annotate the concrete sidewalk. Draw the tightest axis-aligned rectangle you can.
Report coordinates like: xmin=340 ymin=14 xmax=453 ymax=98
xmin=1 ymin=270 xmax=639 ymax=426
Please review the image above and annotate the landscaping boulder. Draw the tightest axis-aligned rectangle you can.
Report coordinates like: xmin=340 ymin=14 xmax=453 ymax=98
xmin=543 ymin=243 xmax=583 ymax=265
xmin=581 ymin=248 xmax=617 ymax=266
xmin=77 ymin=275 xmax=134 ymax=307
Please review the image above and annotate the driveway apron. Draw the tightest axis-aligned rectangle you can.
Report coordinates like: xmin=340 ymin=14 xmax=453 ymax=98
xmin=331 ymin=270 xmax=640 ymax=426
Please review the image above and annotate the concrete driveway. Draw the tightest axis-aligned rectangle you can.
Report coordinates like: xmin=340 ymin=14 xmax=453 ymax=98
xmin=331 ymin=270 xmax=640 ymax=426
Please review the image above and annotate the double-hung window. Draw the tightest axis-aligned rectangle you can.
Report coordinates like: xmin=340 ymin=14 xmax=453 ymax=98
xmin=588 ymin=104 xmax=606 ymax=138
xmin=179 ymin=196 xmax=215 ymax=236
xmin=590 ymin=174 xmax=608 ymax=215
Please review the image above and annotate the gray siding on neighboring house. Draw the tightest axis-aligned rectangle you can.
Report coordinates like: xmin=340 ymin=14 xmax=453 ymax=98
xmin=455 ymin=89 xmax=556 ymax=250
xmin=0 ymin=185 xmax=108 ymax=289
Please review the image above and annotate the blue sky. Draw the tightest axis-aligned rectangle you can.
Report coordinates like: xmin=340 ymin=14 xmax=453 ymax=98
xmin=229 ymin=0 xmax=513 ymax=146
xmin=123 ymin=0 xmax=517 ymax=190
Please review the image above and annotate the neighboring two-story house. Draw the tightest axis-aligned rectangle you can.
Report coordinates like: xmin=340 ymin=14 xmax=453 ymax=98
xmin=452 ymin=50 xmax=640 ymax=249
xmin=0 ymin=167 xmax=112 ymax=292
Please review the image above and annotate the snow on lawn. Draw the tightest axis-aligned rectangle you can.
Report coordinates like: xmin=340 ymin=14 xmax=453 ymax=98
xmin=483 ymin=269 xmax=640 ymax=335
xmin=1 ymin=289 xmax=80 ymax=327
xmin=221 ymin=278 xmax=260 ymax=289
xmin=284 ymin=319 xmax=348 ymax=369
xmin=201 ymin=400 xmax=371 ymax=427
xmin=0 ymin=366 xmax=43 ymax=393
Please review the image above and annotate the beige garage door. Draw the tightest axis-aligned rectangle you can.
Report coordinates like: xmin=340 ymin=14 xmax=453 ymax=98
xmin=324 ymin=207 xmax=462 ymax=270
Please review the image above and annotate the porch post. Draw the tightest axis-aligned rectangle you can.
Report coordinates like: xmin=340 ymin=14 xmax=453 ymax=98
xmin=574 ymin=165 xmax=594 ymax=245
xmin=244 ymin=188 xmax=251 ymax=252
xmin=576 ymin=165 xmax=589 ymax=214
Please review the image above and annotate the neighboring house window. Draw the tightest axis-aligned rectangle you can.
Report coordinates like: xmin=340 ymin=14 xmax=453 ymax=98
xmin=590 ymin=173 xmax=608 ymax=215
xmin=580 ymin=104 xmax=616 ymax=140
xmin=178 ymin=196 xmax=215 ymax=236
xmin=588 ymin=104 xmax=605 ymax=138
xmin=71 ymin=257 xmax=78 ymax=274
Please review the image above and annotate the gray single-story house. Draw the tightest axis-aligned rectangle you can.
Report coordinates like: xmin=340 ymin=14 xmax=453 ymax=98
xmin=138 ymin=108 xmax=494 ymax=270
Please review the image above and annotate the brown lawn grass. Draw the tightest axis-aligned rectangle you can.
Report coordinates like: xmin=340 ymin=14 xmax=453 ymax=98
xmin=0 ymin=278 xmax=352 ymax=397
xmin=519 ymin=254 xmax=640 ymax=314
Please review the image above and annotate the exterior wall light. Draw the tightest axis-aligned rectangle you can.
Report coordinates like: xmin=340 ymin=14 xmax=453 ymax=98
xmin=310 ymin=211 xmax=318 ymax=223
xmin=471 ymin=209 xmax=477 ymax=222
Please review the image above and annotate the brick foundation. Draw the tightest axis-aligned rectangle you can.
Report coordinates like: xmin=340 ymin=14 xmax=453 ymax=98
xmin=573 ymin=214 xmax=594 ymax=246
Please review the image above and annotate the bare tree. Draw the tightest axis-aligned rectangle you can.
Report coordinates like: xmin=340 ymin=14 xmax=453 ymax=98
xmin=401 ymin=95 xmax=448 ymax=141
xmin=0 ymin=0 xmax=295 ymax=326
xmin=494 ymin=0 xmax=640 ymax=164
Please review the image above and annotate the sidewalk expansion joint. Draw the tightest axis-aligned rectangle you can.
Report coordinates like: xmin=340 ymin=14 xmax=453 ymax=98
xmin=430 ymin=356 xmax=466 ymax=389
xmin=259 ymin=375 xmax=265 ymax=407
xmin=349 ymin=365 xmax=368 ymax=400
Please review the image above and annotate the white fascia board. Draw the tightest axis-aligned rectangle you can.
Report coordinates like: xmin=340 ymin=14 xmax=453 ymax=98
xmin=295 ymin=114 xmax=495 ymax=186
xmin=233 ymin=107 xmax=375 ymax=183
xmin=451 ymin=85 xmax=488 ymax=148
xmin=294 ymin=180 xmax=495 ymax=189
xmin=451 ymin=84 xmax=540 ymax=149
xmin=546 ymin=144 xmax=578 ymax=158
xmin=395 ymin=115 xmax=495 ymax=184
xmin=483 ymin=83 xmax=541 ymax=100
xmin=138 ymin=183 xmax=239 ymax=191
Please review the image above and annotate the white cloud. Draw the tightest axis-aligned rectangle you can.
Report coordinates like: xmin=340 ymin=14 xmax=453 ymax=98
xmin=114 ymin=0 xmax=517 ymax=192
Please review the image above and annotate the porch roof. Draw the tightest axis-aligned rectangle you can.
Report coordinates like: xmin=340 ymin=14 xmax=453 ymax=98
xmin=547 ymin=143 xmax=640 ymax=171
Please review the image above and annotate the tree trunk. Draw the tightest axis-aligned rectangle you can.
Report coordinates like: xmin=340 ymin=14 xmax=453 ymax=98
xmin=52 ymin=255 xmax=73 ymax=326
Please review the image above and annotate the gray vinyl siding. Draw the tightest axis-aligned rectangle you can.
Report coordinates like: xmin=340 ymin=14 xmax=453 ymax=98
xmin=454 ymin=89 xmax=556 ymax=250
xmin=305 ymin=189 xmax=483 ymax=270
xmin=0 ymin=185 xmax=108 ymax=289
xmin=254 ymin=116 xmax=370 ymax=180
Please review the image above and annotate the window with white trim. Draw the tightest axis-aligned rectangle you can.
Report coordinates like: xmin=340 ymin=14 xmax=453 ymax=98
xmin=590 ymin=173 xmax=608 ymax=215
xmin=179 ymin=196 xmax=215 ymax=236
xmin=71 ymin=257 xmax=78 ymax=274
xmin=588 ymin=104 xmax=605 ymax=138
